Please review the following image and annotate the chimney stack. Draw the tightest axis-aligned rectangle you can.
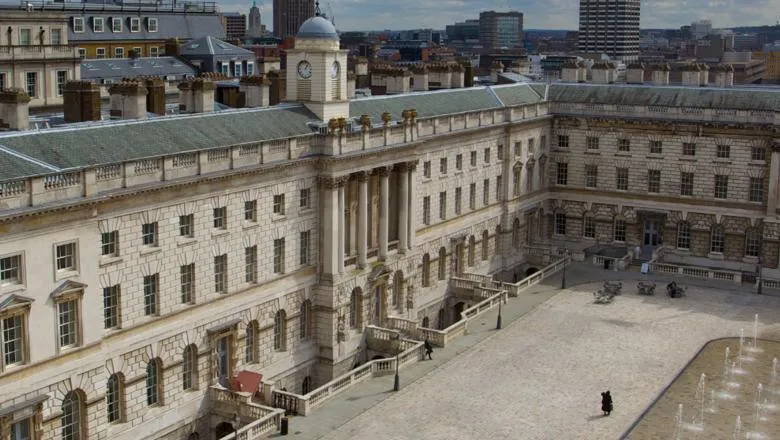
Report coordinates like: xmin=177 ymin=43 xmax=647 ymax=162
xmin=411 ymin=65 xmax=429 ymax=92
xmin=651 ymin=64 xmax=670 ymax=85
xmin=239 ymin=76 xmax=270 ymax=107
xmin=451 ymin=63 xmax=464 ymax=88
xmin=266 ymin=70 xmax=286 ymax=105
xmin=698 ymin=63 xmax=709 ymax=86
xmin=385 ymin=68 xmax=411 ymax=95
xmin=458 ymin=58 xmax=473 ymax=88
xmin=164 ymin=38 xmax=181 ymax=57
xmin=144 ymin=78 xmax=166 ymax=115
xmin=63 ymin=81 xmax=102 ymax=123
xmin=712 ymin=64 xmax=734 ymax=87
xmin=681 ymin=63 xmax=701 ymax=87
xmin=109 ymin=81 xmax=148 ymax=119
xmin=490 ymin=60 xmax=504 ymax=83
xmin=0 ymin=89 xmax=31 ymax=131
xmin=190 ymin=78 xmax=216 ymax=113
xmin=626 ymin=62 xmax=645 ymax=84
xmin=561 ymin=60 xmax=580 ymax=83
xmin=428 ymin=63 xmax=452 ymax=89
xmin=347 ymin=71 xmax=356 ymax=99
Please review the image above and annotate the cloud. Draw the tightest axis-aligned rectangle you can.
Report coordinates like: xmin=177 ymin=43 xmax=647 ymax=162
xmin=218 ymin=0 xmax=776 ymax=31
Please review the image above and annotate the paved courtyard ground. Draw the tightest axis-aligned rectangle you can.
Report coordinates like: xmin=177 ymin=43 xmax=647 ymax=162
xmin=313 ymin=276 xmax=780 ymax=440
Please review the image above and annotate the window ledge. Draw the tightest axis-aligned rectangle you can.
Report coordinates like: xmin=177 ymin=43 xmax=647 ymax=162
xmin=615 ymin=152 xmax=632 ymax=157
xmin=55 ymin=270 xmax=79 ymax=282
xmin=211 ymin=229 xmax=229 ymax=238
xmin=99 ymin=256 xmax=123 ymax=268
xmin=242 ymin=222 xmax=259 ymax=230
xmin=140 ymin=247 xmax=162 ymax=257
xmin=679 ymin=157 xmax=697 ymax=162
xmin=708 ymin=252 xmax=725 ymax=260
xmin=713 ymin=159 xmax=732 ymax=164
xmin=272 ymin=215 xmax=287 ymax=223
xmin=743 ymin=256 xmax=760 ymax=264
xmin=299 ymin=207 xmax=313 ymax=215
xmin=176 ymin=237 xmax=197 ymax=247
xmin=585 ymin=150 xmax=601 ymax=154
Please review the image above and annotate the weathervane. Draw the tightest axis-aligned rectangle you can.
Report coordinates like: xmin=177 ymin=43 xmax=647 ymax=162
xmin=314 ymin=0 xmax=321 ymax=16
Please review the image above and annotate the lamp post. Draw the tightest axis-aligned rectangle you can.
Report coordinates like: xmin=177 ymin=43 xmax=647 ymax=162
xmin=561 ymin=248 xmax=568 ymax=289
xmin=496 ymin=291 xmax=503 ymax=330
xmin=393 ymin=333 xmax=401 ymax=392
xmin=757 ymin=230 xmax=764 ymax=295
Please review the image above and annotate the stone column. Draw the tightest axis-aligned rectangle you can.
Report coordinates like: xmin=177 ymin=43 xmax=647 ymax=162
xmin=397 ymin=163 xmax=409 ymax=253
xmin=407 ymin=161 xmax=418 ymax=250
xmin=319 ymin=177 xmax=341 ymax=276
xmin=378 ymin=166 xmax=391 ymax=259
xmin=338 ymin=178 xmax=346 ymax=274
xmin=767 ymin=147 xmax=780 ymax=216
xmin=357 ymin=171 xmax=369 ymax=268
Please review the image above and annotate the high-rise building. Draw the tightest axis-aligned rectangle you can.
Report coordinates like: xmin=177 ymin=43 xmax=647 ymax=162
xmin=273 ymin=0 xmax=315 ymax=37
xmin=577 ymin=0 xmax=640 ymax=61
xmin=691 ymin=19 xmax=713 ymax=40
xmin=479 ymin=11 xmax=524 ymax=49
xmin=248 ymin=0 xmax=263 ymax=37
xmin=221 ymin=12 xmax=247 ymax=40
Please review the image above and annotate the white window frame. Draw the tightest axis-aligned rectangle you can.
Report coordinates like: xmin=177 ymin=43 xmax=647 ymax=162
xmin=102 ymin=285 xmax=121 ymax=330
xmin=56 ymin=70 xmax=68 ymax=97
xmin=299 ymin=188 xmax=310 ymax=209
xmin=273 ymin=238 xmax=285 ymax=274
xmin=96 ymin=47 xmax=106 ymax=59
xmin=143 ymin=274 xmax=159 ymax=316
xmin=77 ymin=48 xmax=86 ymax=59
xmin=111 ymin=17 xmax=122 ymax=32
xmin=710 ymin=227 xmax=725 ymax=254
xmin=179 ymin=214 xmax=194 ymax=237
xmin=101 ymin=230 xmax=119 ymax=257
xmin=54 ymin=241 xmax=78 ymax=277
xmin=56 ymin=295 xmax=81 ymax=351
xmin=73 ymin=17 xmax=85 ymax=33
xmin=114 ymin=47 xmax=124 ymax=58
xmin=213 ymin=207 xmax=227 ymax=230
xmin=714 ymin=175 xmax=728 ymax=199
xmin=51 ymin=28 xmax=62 ymax=45
xmin=180 ymin=263 xmax=195 ymax=304
xmin=19 ymin=28 xmax=31 ymax=46
xmin=1 ymin=309 xmax=28 ymax=371
xmin=93 ymin=17 xmax=105 ymax=32
xmin=244 ymin=200 xmax=257 ymax=222
xmin=299 ymin=230 xmax=310 ymax=266
xmin=273 ymin=194 xmax=285 ymax=215
xmin=149 ymin=46 xmax=159 ymax=57
xmin=245 ymin=246 xmax=257 ymax=283
xmin=214 ymin=254 xmax=227 ymax=293
xmin=25 ymin=72 xmax=37 ymax=98
xmin=613 ymin=219 xmax=627 ymax=242
xmin=0 ymin=253 xmax=24 ymax=290
xmin=130 ymin=17 xmax=141 ymax=32
xmin=141 ymin=222 xmax=158 ymax=246
xmin=235 ymin=63 xmax=242 ymax=77
xmin=147 ymin=17 xmax=158 ymax=32
xmin=615 ymin=167 xmax=628 ymax=191
xmin=749 ymin=177 xmax=764 ymax=203
xmin=422 ymin=196 xmax=430 ymax=225
xmin=583 ymin=216 xmax=595 ymax=239
xmin=246 ymin=62 xmax=254 ymax=76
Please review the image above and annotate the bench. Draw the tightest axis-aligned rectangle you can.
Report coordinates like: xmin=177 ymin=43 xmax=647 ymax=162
xmin=603 ymin=281 xmax=622 ymax=296
xmin=637 ymin=282 xmax=656 ymax=296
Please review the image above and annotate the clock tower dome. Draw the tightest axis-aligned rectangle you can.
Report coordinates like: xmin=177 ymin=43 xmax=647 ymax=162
xmin=285 ymin=4 xmax=349 ymax=121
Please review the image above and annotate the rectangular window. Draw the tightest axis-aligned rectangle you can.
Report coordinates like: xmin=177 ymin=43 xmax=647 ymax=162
xmin=529 ymin=138 xmax=536 ymax=153
xmin=714 ymin=175 xmax=728 ymax=199
xmin=0 ymin=255 xmax=23 ymax=286
xmin=716 ymin=145 xmax=730 ymax=158
xmin=147 ymin=17 xmax=158 ymax=32
xmin=483 ymin=179 xmax=489 ymax=206
xmin=299 ymin=231 xmax=310 ymax=266
xmin=745 ymin=231 xmax=761 ymax=258
xmin=455 ymin=154 xmax=463 ymax=170
xmin=179 ymin=215 xmax=193 ymax=237
xmin=556 ymin=163 xmax=568 ymax=185
xmin=243 ymin=246 xmax=257 ymax=283
xmin=682 ymin=142 xmax=696 ymax=156
xmin=751 ymin=147 xmax=766 ymax=161
xmin=497 ymin=144 xmax=504 ymax=161
xmin=455 ymin=187 xmax=462 ymax=214
xmin=51 ymin=28 xmax=62 ymax=45
xmin=149 ymin=46 xmax=159 ymax=57
xmin=677 ymin=223 xmax=691 ymax=249
xmin=142 ymin=222 xmax=158 ymax=246
xmin=73 ymin=17 xmax=85 ymax=33
xmin=514 ymin=141 xmax=522 ymax=156
xmin=617 ymin=138 xmax=631 ymax=152
xmin=101 ymin=231 xmax=119 ymax=257
xmin=710 ymin=228 xmax=724 ymax=253
xmin=93 ymin=17 xmax=104 ymax=32
xmin=423 ymin=161 xmax=431 ymax=178
xmin=649 ymin=140 xmax=663 ymax=154
xmin=132 ymin=47 xmax=142 ymax=57
xmin=20 ymin=28 xmax=31 ymax=46
xmin=513 ymin=169 xmax=521 ymax=195
xmin=469 ymin=183 xmax=476 ymax=209
xmin=130 ymin=17 xmax=141 ymax=32
xmin=180 ymin=264 xmax=194 ymax=304
xmin=273 ymin=194 xmax=285 ymax=215
xmin=496 ymin=175 xmax=502 ymax=200
xmin=143 ymin=274 xmax=159 ymax=316
xmin=583 ymin=216 xmax=595 ymax=238
xmin=213 ymin=207 xmax=227 ymax=230
xmin=484 ymin=148 xmax=491 ymax=163
xmin=2 ymin=314 xmax=25 ymax=367
xmin=57 ymin=300 xmax=78 ymax=348
xmin=244 ymin=200 xmax=257 ymax=222
xmin=585 ymin=165 xmax=598 ymax=188
xmin=422 ymin=196 xmax=431 ymax=225
xmin=56 ymin=71 xmax=67 ymax=96
xmin=114 ymin=47 xmax=124 ymax=58
xmin=273 ymin=238 xmax=285 ymax=274
xmin=614 ymin=219 xmax=626 ymax=242
xmin=55 ymin=242 xmax=77 ymax=272
xmin=554 ymin=213 xmax=566 ymax=236
xmin=647 ymin=170 xmax=661 ymax=193
xmin=470 ymin=151 xmax=477 ymax=167
xmin=616 ymin=168 xmax=628 ymax=191
xmin=214 ymin=254 xmax=227 ymax=293
xmin=111 ymin=17 xmax=122 ymax=32
xmin=96 ymin=48 xmax=106 ymax=59
xmin=299 ymin=188 xmax=310 ymax=209
xmin=680 ymin=172 xmax=694 ymax=196
xmin=25 ymin=72 xmax=36 ymax=98
xmin=246 ymin=62 xmax=254 ymax=75
xmin=439 ymin=157 xmax=447 ymax=175
xmin=103 ymin=285 xmax=120 ymax=330
xmin=439 ymin=191 xmax=447 ymax=220
xmin=77 ymin=48 xmax=86 ymax=59
xmin=557 ymin=135 xmax=569 ymax=149
xmin=749 ymin=177 xmax=764 ymax=202
xmin=586 ymin=136 xmax=599 ymax=150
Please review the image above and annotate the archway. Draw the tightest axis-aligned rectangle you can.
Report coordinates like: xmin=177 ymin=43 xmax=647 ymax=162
xmin=437 ymin=308 xmax=446 ymax=330
xmin=525 ymin=267 xmax=539 ymax=277
xmin=421 ymin=316 xmax=430 ymax=328
xmin=215 ymin=422 xmax=235 ymax=439
xmin=453 ymin=302 xmax=466 ymax=322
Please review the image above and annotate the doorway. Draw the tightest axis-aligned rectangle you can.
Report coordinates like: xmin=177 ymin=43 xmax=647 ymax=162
xmin=215 ymin=422 xmax=235 ymax=439
xmin=643 ymin=220 xmax=660 ymax=246
xmin=453 ymin=302 xmax=466 ymax=322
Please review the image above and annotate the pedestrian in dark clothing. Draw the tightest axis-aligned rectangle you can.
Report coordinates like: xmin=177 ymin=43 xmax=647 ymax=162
xmin=424 ymin=340 xmax=433 ymax=360
xmin=601 ymin=391 xmax=613 ymax=416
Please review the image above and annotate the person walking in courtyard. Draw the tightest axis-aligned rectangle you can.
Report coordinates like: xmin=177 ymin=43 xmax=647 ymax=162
xmin=601 ymin=391 xmax=613 ymax=416
xmin=424 ymin=339 xmax=433 ymax=360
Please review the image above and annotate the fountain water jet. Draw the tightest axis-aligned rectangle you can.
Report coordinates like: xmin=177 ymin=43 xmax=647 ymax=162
xmin=695 ymin=373 xmax=707 ymax=426
xmin=674 ymin=403 xmax=684 ymax=440
xmin=755 ymin=383 xmax=764 ymax=423
xmin=739 ymin=329 xmax=745 ymax=370
xmin=733 ymin=415 xmax=742 ymax=440
xmin=753 ymin=314 xmax=759 ymax=349
xmin=773 ymin=358 xmax=777 ymax=384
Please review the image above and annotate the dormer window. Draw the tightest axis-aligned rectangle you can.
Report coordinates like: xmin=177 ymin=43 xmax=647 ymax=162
xmin=130 ymin=17 xmax=141 ymax=32
xmin=73 ymin=17 xmax=85 ymax=33
xmin=147 ymin=17 xmax=158 ymax=32
xmin=93 ymin=17 xmax=104 ymax=32
xmin=111 ymin=17 xmax=122 ymax=32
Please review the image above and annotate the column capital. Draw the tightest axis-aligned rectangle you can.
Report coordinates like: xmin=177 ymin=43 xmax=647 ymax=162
xmin=406 ymin=160 xmax=419 ymax=171
xmin=318 ymin=175 xmax=342 ymax=189
xmin=375 ymin=166 xmax=392 ymax=177
xmin=355 ymin=170 xmax=370 ymax=182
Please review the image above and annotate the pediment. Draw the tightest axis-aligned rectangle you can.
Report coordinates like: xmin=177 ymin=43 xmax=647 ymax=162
xmin=49 ymin=280 xmax=87 ymax=300
xmin=0 ymin=293 xmax=34 ymax=312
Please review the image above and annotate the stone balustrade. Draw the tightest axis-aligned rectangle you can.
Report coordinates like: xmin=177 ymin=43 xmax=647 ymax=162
xmin=551 ymin=102 xmax=778 ymax=125
xmin=648 ymin=261 xmax=743 ymax=284
xmin=209 ymin=386 xmax=284 ymax=440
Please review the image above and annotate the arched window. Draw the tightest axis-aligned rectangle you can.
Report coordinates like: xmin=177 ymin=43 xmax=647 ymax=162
xmin=676 ymin=222 xmax=691 ymax=250
xmin=274 ymin=310 xmax=287 ymax=351
xmin=245 ymin=321 xmax=258 ymax=363
xmin=106 ymin=374 xmax=124 ymax=423
xmin=495 ymin=225 xmax=502 ymax=255
xmin=512 ymin=218 xmax=521 ymax=248
xmin=301 ymin=376 xmax=312 ymax=394
xmin=300 ymin=300 xmax=312 ymax=340
xmin=745 ymin=229 xmax=761 ymax=258
xmin=422 ymin=316 xmax=430 ymax=328
xmin=61 ymin=390 xmax=84 ymax=440
xmin=183 ymin=344 xmax=199 ymax=390
xmin=710 ymin=226 xmax=724 ymax=253
xmin=438 ymin=247 xmax=447 ymax=280
xmin=468 ymin=236 xmax=475 ymax=266
xmin=421 ymin=254 xmax=430 ymax=287
xmin=481 ymin=230 xmax=489 ymax=260
xmin=146 ymin=358 xmax=162 ymax=406
xmin=349 ymin=288 xmax=362 ymax=329
xmin=513 ymin=164 xmax=522 ymax=196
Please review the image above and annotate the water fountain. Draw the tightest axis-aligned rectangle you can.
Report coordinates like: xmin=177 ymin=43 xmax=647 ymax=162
xmin=755 ymin=383 xmax=764 ymax=423
xmin=753 ymin=314 xmax=759 ymax=350
xmin=733 ymin=415 xmax=741 ymax=440
xmin=695 ymin=373 xmax=707 ymax=426
xmin=674 ymin=403 xmax=684 ymax=440
xmin=708 ymin=388 xmax=717 ymax=413
xmin=724 ymin=347 xmax=732 ymax=379
xmin=773 ymin=358 xmax=777 ymax=384
xmin=738 ymin=329 xmax=745 ymax=370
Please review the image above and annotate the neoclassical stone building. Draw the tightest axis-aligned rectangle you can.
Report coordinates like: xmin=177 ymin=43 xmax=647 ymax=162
xmin=0 ymin=15 xmax=778 ymax=440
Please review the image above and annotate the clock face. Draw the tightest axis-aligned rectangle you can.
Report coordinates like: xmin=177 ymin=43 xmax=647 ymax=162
xmin=330 ymin=61 xmax=340 ymax=79
xmin=297 ymin=61 xmax=313 ymax=79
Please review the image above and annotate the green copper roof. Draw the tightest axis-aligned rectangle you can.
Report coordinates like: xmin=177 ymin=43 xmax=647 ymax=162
xmin=350 ymin=87 xmax=504 ymax=123
xmin=492 ymin=83 xmax=546 ymax=106
xmin=0 ymin=150 xmax=54 ymax=180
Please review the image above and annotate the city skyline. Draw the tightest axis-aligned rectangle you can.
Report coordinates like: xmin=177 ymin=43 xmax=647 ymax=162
xmin=219 ymin=0 xmax=778 ymax=32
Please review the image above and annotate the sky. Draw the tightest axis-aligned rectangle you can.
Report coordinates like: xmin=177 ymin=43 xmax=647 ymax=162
xmin=222 ymin=0 xmax=779 ymax=31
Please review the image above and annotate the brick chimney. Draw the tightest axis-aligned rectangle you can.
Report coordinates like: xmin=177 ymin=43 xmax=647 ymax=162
xmin=698 ymin=63 xmax=709 ymax=86
xmin=109 ymin=81 xmax=148 ymax=119
xmin=177 ymin=80 xmax=193 ymax=113
xmin=0 ymin=88 xmax=31 ymax=131
xmin=451 ymin=63 xmax=464 ymax=88
xmin=63 ymin=81 xmax=102 ymax=123
xmin=239 ymin=76 xmax=269 ymax=107
xmin=411 ymin=65 xmax=429 ymax=92
xmin=651 ymin=64 xmax=670 ymax=85
xmin=143 ymin=78 xmax=166 ymax=115
xmin=164 ymin=38 xmax=181 ymax=56
xmin=458 ymin=58 xmax=473 ymax=88
xmin=428 ymin=63 xmax=452 ymax=89
xmin=266 ymin=70 xmax=286 ymax=105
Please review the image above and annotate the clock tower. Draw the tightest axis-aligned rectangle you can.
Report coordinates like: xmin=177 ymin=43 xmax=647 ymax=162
xmin=285 ymin=6 xmax=349 ymax=121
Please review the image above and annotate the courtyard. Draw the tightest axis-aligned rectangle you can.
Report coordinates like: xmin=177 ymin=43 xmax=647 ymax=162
xmin=304 ymin=271 xmax=780 ymax=440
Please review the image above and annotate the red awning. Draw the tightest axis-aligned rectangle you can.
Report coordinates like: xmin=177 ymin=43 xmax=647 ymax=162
xmin=233 ymin=370 xmax=263 ymax=394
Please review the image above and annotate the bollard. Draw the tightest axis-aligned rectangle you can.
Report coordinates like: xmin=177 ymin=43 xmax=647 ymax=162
xmin=280 ymin=416 xmax=289 ymax=435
